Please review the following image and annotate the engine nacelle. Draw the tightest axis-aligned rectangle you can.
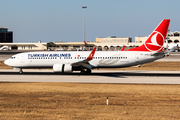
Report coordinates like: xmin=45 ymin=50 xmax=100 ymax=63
xmin=53 ymin=64 xmax=72 ymax=73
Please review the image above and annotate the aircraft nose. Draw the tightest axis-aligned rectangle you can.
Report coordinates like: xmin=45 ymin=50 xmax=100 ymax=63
xmin=4 ymin=59 xmax=10 ymax=66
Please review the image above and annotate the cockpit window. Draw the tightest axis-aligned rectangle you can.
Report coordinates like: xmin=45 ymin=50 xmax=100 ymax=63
xmin=10 ymin=57 xmax=16 ymax=59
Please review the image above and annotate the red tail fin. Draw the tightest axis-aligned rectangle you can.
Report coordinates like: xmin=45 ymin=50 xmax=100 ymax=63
xmin=127 ymin=19 xmax=170 ymax=52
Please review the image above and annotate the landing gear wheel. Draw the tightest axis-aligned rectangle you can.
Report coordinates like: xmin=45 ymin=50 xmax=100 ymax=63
xmin=19 ymin=68 xmax=23 ymax=74
xmin=80 ymin=70 xmax=85 ymax=75
xmin=86 ymin=69 xmax=91 ymax=74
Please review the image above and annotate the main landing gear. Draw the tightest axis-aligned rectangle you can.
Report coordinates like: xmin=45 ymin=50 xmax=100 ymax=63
xmin=80 ymin=69 xmax=91 ymax=75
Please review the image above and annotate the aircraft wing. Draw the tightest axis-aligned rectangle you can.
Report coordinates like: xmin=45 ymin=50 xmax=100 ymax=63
xmin=150 ymin=51 xmax=164 ymax=56
xmin=71 ymin=47 xmax=96 ymax=69
xmin=165 ymin=46 xmax=177 ymax=55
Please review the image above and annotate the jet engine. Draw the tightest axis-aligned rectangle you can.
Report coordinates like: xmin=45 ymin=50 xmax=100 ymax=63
xmin=53 ymin=64 xmax=72 ymax=73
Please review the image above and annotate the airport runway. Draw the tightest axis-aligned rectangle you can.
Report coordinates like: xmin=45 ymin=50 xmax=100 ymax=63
xmin=0 ymin=69 xmax=180 ymax=84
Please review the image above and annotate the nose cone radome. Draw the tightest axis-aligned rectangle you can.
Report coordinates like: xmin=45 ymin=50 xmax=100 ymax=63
xmin=4 ymin=59 xmax=10 ymax=66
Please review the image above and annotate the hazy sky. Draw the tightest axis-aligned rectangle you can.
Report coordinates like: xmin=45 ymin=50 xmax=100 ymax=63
xmin=1 ymin=0 xmax=180 ymax=43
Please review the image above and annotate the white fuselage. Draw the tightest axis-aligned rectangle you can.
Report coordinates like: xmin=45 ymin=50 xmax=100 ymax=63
xmin=4 ymin=51 xmax=163 ymax=69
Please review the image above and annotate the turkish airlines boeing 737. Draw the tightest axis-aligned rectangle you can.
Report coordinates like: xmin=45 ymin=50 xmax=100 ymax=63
xmin=4 ymin=19 xmax=170 ymax=74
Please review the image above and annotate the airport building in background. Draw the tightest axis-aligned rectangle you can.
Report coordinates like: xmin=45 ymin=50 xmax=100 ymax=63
xmin=0 ymin=31 xmax=180 ymax=51
xmin=95 ymin=36 xmax=133 ymax=51
xmin=0 ymin=27 xmax=13 ymax=43
xmin=135 ymin=31 xmax=180 ymax=44
xmin=0 ymin=40 xmax=47 ymax=50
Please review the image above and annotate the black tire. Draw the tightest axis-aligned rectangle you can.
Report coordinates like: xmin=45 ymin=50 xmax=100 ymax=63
xmin=81 ymin=70 xmax=85 ymax=75
xmin=19 ymin=69 xmax=23 ymax=74
xmin=86 ymin=69 xmax=91 ymax=74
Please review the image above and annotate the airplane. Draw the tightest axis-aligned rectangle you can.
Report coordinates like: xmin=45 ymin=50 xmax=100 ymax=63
xmin=163 ymin=40 xmax=179 ymax=55
xmin=0 ymin=46 xmax=9 ymax=51
xmin=165 ymin=43 xmax=179 ymax=50
xmin=4 ymin=19 xmax=170 ymax=74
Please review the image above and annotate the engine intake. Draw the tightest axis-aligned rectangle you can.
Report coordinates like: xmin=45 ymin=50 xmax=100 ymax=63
xmin=53 ymin=64 xmax=72 ymax=73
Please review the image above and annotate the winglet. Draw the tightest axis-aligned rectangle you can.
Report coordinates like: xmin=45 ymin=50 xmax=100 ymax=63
xmin=121 ymin=46 xmax=125 ymax=51
xmin=86 ymin=47 xmax=96 ymax=61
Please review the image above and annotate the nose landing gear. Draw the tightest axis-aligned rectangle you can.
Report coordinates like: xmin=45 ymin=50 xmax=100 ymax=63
xmin=19 ymin=68 xmax=23 ymax=74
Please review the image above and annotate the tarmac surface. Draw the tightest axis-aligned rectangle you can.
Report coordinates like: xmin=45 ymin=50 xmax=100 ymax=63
xmin=0 ymin=69 xmax=180 ymax=84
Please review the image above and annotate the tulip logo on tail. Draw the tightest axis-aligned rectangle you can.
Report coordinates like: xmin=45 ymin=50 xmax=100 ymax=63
xmin=126 ymin=19 xmax=170 ymax=52
xmin=144 ymin=31 xmax=164 ymax=52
